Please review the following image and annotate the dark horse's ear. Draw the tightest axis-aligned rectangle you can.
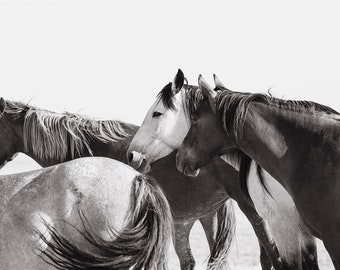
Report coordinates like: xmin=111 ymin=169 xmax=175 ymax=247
xmin=0 ymin=98 xmax=6 ymax=114
xmin=198 ymin=75 xmax=216 ymax=112
xmin=171 ymin=69 xmax=185 ymax=95
xmin=213 ymin=74 xmax=226 ymax=90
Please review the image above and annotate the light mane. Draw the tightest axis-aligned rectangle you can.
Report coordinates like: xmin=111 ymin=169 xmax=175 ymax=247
xmin=4 ymin=101 xmax=130 ymax=161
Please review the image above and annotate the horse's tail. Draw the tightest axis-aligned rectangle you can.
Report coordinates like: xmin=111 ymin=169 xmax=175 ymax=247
xmin=40 ymin=174 xmax=173 ymax=270
xmin=207 ymin=199 xmax=236 ymax=270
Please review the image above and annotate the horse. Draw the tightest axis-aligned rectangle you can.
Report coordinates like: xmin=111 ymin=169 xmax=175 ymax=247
xmin=0 ymin=157 xmax=172 ymax=270
xmin=127 ymin=69 xmax=322 ymax=270
xmin=176 ymin=74 xmax=340 ymax=269
xmin=126 ymin=69 xmax=288 ymax=270
xmin=0 ymin=98 xmax=236 ymax=270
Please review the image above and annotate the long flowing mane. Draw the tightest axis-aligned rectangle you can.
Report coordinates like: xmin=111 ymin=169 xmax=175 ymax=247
xmin=215 ymin=89 xmax=339 ymax=138
xmin=4 ymin=101 xmax=130 ymax=161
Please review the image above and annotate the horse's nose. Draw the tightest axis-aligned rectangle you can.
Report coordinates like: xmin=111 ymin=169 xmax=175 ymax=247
xmin=127 ymin=151 xmax=134 ymax=164
xmin=126 ymin=150 xmax=146 ymax=170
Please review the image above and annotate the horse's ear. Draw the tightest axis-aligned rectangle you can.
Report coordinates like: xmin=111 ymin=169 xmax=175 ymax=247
xmin=171 ymin=69 xmax=185 ymax=94
xmin=199 ymin=75 xmax=216 ymax=112
xmin=0 ymin=98 xmax=6 ymax=114
xmin=213 ymin=74 xmax=226 ymax=90
xmin=199 ymin=75 xmax=216 ymax=99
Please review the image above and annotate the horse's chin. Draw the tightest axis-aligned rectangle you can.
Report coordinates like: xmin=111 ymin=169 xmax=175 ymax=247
xmin=137 ymin=158 xmax=151 ymax=174
xmin=183 ymin=166 xmax=200 ymax=177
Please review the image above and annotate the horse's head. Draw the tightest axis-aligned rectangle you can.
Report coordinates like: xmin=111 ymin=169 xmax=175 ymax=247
xmin=0 ymin=97 xmax=25 ymax=168
xmin=127 ymin=69 xmax=192 ymax=172
xmin=176 ymin=75 xmax=231 ymax=177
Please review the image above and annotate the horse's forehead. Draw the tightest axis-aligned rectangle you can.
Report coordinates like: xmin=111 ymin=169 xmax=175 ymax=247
xmin=153 ymin=99 xmax=165 ymax=111
xmin=152 ymin=99 xmax=174 ymax=115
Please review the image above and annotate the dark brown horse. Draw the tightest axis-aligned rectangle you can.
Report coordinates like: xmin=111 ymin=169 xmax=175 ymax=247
xmin=0 ymin=98 xmax=236 ymax=270
xmin=176 ymin=75 xmax=340 ymax=269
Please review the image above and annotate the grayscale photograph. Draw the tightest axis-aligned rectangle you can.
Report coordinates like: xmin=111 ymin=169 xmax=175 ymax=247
xmin=0 ymin=1 xmax=339 ymax=269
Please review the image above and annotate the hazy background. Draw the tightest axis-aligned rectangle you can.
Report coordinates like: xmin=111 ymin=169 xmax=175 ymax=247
xmin=0 ymin=1 xmax=338 ymax=269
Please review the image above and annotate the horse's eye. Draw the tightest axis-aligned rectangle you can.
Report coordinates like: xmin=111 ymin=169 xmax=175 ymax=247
xmin=152 ymin=111 xmax=163 ymax=118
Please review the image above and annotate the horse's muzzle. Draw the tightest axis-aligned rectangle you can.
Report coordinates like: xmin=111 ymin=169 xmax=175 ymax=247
xmin=176 ymin=151 xmax=200 ymax=177
xmin=127 ymin=151 xmax=151 ymax=174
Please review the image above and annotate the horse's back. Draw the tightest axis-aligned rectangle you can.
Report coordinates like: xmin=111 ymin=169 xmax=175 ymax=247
xmin=0 ymin=157 xmax=140 ymax=270
xmin=58 ymin=157 xmax=139 ymax=193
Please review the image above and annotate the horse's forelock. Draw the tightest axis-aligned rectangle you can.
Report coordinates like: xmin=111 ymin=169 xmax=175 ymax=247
xmin=157 ymin=83 xmax=202 ymax=115
xmin=157 ymin=82 xmax=175 ymax=110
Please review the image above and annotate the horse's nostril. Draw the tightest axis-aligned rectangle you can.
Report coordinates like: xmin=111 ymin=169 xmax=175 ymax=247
xmin=128 ymin=152 xmax=134 ymax=164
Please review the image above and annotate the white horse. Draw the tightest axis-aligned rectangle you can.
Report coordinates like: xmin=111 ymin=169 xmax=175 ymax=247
xmin=0 ymin=157 xmax=172 ymax=270
xmin=127 ymin=69 xmax=318 ymax=270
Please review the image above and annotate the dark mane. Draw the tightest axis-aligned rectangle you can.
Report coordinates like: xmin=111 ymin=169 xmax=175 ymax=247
xmin=269 ymin=94 xmax=339 ymax=115
xmin=216 ymin=90 xmax=267 ymax=137
xmin=215 ymin=90 xmax=339 ymax=138
xmin=157 ymin=83 xmax=175 ymax=110
xmin=4 ymin=100 xmax=131 ymax=161
xmin=182 ymin=85 xmax=202 ymax=116
xmin=215 ymin=89 xmax=339 ymax=201
xmin=157 ymin=82 xmax=201 ymax=115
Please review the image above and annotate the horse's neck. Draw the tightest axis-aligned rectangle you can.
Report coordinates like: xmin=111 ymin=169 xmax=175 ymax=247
xmin=24 ymin=126 xmax=138 ymax=167
xmin=239 ymin=102 xmax=339 ymax=186
xmin=24 ymin=140 xmax=126 ymax=167
xmin=90 ymin=124 xmax=138 ymax=164
xmin=21 ymin=114 xmax=139 ymax=167
xmin=24 ymin=151 xmax=66 ymax=167
xmin=1 ymin=116 xmax=25 ymax=152
xmin=90 ymin=138 xmax=132 ymax=164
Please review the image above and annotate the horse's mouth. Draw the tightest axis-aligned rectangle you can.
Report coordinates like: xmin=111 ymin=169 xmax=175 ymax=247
xmin=138 ymin=158 xmax=151 ymax=174
xmin=182 ymin=163 xmax=200 ymax=177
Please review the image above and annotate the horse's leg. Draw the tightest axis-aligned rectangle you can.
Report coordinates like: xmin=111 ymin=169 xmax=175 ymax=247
xmin=200 ymin=201 xmax=236 ymax=270
xmin=199 ymin=212 xmax=217 ymax=253
xmin=300 ymin=230 xmax=319 ymax=270
xmin=268 ymin=212 xmax=302 ymax=270
xmin=259 ymin=245 xmax=274 ymax=270
xmin=173 ymin=220 xmax=196 ymax=270
xmin=322 ymin=236 xmax=340 ymax=270
xmin=235 ymin=198 xmax=282 ymax=270
xmin=200 ymin=212 xmax=222 ymax=269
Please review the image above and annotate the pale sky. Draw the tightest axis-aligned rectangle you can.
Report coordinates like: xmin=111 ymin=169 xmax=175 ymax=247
xmin=1 ymin=0 xmax=340 ymax=172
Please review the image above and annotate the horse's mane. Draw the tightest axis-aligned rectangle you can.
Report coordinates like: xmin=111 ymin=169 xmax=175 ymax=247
xmin=215 ymin=89 xmax=339 ymax=138
xmin=157 ymin=82 xmax=202 ymax=116
xmin=215 ymin=89 xmax=339 ymax=201
xmin=4 ymin=101 xmax=130 ymax=161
